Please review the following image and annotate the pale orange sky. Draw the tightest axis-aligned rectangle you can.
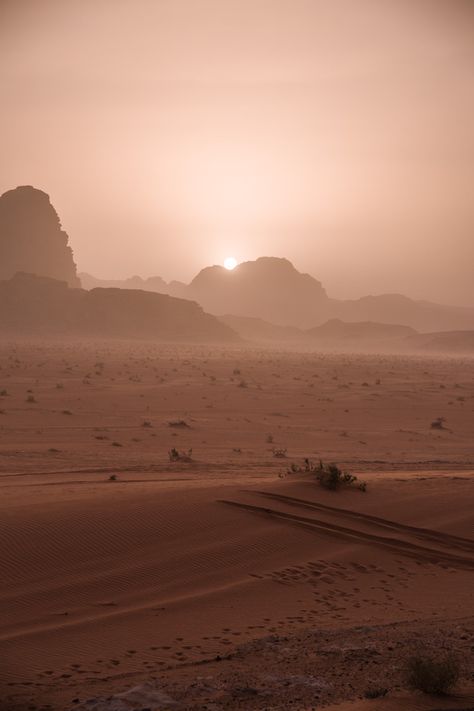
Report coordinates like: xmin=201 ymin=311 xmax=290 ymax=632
xmin=1 ymin=0 xmax=473 ymax=305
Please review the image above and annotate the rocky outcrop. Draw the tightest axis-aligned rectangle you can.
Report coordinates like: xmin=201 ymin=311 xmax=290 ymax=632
xmin=0 ymin=186 xmax=80 ymax=287
xmin=0 ymin=273 xmax=238 ymax=342
xmin=188 ymin=257 xmax=330 ymax=328
xmin=83 ymin=257 xmax=474 ymax=332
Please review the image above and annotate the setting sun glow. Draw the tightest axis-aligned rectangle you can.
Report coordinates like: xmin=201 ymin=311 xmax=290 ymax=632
xmin=224 ymin=257 xmax=237 ymax=270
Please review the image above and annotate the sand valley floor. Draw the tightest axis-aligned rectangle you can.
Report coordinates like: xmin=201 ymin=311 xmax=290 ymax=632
xmin=0 ymin=342 xmax=473 ymax=710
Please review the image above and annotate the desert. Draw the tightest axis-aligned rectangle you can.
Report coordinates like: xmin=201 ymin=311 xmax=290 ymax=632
xmin=2 ymin=1 xmax=474 ymax=708
xmin=0 ymin=342 xmax=473 ymax=710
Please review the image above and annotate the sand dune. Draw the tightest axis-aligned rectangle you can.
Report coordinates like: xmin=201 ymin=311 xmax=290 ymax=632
xmin=0 ymin=342 xmax=473 ymax=709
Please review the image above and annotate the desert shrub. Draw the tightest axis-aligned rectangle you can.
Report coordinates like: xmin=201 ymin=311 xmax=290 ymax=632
xmin=108 ymin=474 xmax=118 ymax=481
xmin=168 ymin=419 xmax=190 ymax=428
xmin=431 ymin=417 xmax=446 ymax=430
xmin=288 ymin=458 xmax=366 ymax=492
xmin=26 ymin=394 xmax=36 ymax=403
xmin=142 ymin=420 xmax=153 ymax=428
xmin=272 ymin=447 xmax=287 ymax=458
xmin=168 ymin=447 xmax=193 ymax=462
xmin=364 ymin=687 xmax=388 ymax=699
xmin=406 ymin=654 xmax=459 ymax=695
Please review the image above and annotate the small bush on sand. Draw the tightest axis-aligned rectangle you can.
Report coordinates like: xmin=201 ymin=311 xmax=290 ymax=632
xmin=406 ymin=653 xmax=459 ymax=695
xmin=431 ymin=417 xmax=446 ymax=430
xmin=272 ymin=447 xmax=287 ymax=458
xmin=168 ymin=419 xmax=190 ymax=428
xmin=168 ymin=447 xmax=193 ymax=462
xmin=364 ymin=687 xmax=388 ymax=699
xmin=288 ymin=458 xmax=366 ymax=491
xmin=108 ymin=474 xmax=118 ymax=481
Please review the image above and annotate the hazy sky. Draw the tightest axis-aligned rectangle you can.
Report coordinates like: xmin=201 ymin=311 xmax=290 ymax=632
xmin=1 ymin=0 xmax=473 ymax=305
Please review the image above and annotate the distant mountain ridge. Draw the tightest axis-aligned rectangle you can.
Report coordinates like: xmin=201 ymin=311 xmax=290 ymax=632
xmin=81 ymin=257 xmax=474 ymax=333
xmin=0 ymin=273 xmax=237 ymax=342
xmin=217 ymin=313 xmax=474 ymax=354
xmin=2 ymin=184 xmax=472 ymax=334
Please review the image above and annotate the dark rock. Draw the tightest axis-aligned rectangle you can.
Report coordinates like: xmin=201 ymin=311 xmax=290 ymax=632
xmin=0 ymin=273 xmax=238 ymax=342
xmin=0 ymin=186 xmax=80 ymax=287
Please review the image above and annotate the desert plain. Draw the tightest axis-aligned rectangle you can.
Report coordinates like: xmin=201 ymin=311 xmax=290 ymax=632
xmin=0 ymin=340 xmax=473 ymax=711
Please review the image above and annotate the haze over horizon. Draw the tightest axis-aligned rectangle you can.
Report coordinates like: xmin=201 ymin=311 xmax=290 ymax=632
xmin=1 ymin=0 xmax=473 ymax=306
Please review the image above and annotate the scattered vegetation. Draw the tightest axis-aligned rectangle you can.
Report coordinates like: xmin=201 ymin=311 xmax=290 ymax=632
xmin=26 ymin=394 xmax=36 ymax=403
xmin=431 ymin=416 xmax=446 ymax=430
xmin=364 ymin=687 xmax=388 ymax=699
xmin=272 ymin=447 xmax=287 ymax=458
xmin=168 ymin=419 xmax=190 ymax=428
xmin=288 ymin=459 xmax=367 ymax=492
xmin=142 ymin=420 xmax=153 ymax=428
xmin=108 ymin=474 xmax=118 ymax=481
xmin=406 ymin=653 xmax=460 ymax=695
xmin=168 ymin=447 xmax=193 ymax=462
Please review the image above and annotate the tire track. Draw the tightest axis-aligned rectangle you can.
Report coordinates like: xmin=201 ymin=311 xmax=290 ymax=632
xmin=219 ymin=499 xmax=474 ymax=570
xmin=249 ymin=490 xmax=474 ymax=553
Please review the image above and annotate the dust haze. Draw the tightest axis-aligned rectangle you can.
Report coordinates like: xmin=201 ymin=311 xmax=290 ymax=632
xmin=1 ymin=0 xmax=473 ymax=305
xmin=1 ymin=3 xmax=473 ymax=711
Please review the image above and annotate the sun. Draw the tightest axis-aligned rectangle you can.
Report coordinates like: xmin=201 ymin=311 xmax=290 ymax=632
xmin=224 ymin=256 xmax=237 ymax=270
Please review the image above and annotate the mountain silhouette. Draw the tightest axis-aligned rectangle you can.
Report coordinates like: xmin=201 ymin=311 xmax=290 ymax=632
xmin=0 ymin=273 xmax=237 ymax=341
xmin=83 ymin=258 xmax=474 ymax=332
xmin=0 ymin=186 xmax=80 ymax=287
xmin=4 ymin=184 xmax=472 ymax=333
xmin=186 ymin=257 xmax=329 ymax=327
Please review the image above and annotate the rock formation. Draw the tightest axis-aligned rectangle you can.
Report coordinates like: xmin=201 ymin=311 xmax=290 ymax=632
xmin=187 ymin=257 xmax=330 ymax=328
xmin=0 ymin=273 xmax=238 ymax=342
xmin=0 ymin=186 xmax=80 ymax=287
xmin=83 ymin=257 xmax=474 ymax=332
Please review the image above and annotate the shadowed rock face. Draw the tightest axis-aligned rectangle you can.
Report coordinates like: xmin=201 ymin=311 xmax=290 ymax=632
xmin=0 ymin=185 xmax=80 ymax=287
xmin=0 ymin=273 xmax=238 ymax=341
xmin=188 ymin=257 xmax=330 ymax=328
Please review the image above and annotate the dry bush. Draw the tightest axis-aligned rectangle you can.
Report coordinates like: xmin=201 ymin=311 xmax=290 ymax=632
xmin=406 ymin=654 xmax=460 ymax=695
xmin=288 ymin=459 xmax=367 ymax=492
xmin=168 ymin=447 xmax=193 ymax=462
